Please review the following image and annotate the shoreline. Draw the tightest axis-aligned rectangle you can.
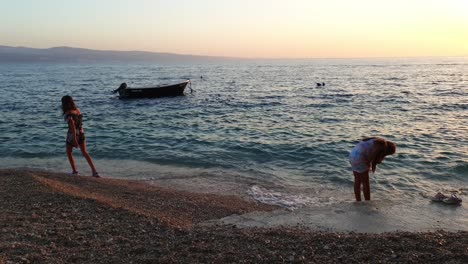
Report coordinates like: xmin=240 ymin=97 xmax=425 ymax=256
xmin=1 ymin=168 xmax=467 ymax=263
xmin=1 ymin=157 xmax=465 ymax=207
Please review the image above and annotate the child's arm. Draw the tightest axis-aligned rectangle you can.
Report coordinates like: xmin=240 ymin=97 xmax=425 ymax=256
xmin=370 ymin=139 xmax=387 ymax=173
xmin=371 ymin=152 xmax=385 ymax=173
xmin=68 ymin=117 xmax=79 ymax=147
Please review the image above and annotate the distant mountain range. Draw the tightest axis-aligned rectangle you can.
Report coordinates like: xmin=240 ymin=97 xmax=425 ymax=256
xmin=0 ymin=45 xmax=238 ymax=63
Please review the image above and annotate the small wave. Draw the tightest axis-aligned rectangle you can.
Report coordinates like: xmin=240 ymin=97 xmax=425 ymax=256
xmin=431 ymin=103 xmax=468 ymax=111
xmin=247 ymin=185 xmax=331 ymax=210
xmin=453 ymin=163 xmax=468 ymax=176
xmin=306 ymin=103 xmax=334 ymax=108
xmin=383 ymin=77 xmax=407 ymax=81
xmin=158 ymin=77 xmax=174 ymax=81
xmin=334 ymin=93 xmax=354 ymax=98
xmin=255 ymin=95 xmax=285 ymax=100
xmin=319 ymin=117 xmax=342 ymax=123
xmin=225 ymin=101 xmax=282 ymax=108
xmin=9 ymin=150 xmax=58 ymax=159
xmin=434 ymin=63 xmax=464 ymax=66
xmin=384 ymin=82 xmax=406 ymax=87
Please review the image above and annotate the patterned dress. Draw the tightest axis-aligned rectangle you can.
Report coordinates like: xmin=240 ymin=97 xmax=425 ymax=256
xmin=65 ymin=112 xmax=85 ymax=147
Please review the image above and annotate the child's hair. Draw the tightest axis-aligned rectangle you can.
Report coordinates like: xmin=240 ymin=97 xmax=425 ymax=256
xmin=61 ymin=95 xmax=77 ymax=115
xmin=385 ymin=141 xmax=396 ymax=155
xmin=362 ymin=137 xmax=397 ymax=156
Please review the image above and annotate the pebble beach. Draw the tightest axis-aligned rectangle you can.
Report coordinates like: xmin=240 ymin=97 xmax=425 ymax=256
xmin=1 ymin=169 xmax=467 ymax=263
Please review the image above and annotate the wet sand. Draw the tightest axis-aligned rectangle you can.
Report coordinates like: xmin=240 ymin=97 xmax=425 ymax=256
xmin=1 ymin=169 xmax=467 ymax=263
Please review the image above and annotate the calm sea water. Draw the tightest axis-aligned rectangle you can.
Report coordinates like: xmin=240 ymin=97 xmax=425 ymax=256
xmin=0 ymin=58 xmax=467 ymax=208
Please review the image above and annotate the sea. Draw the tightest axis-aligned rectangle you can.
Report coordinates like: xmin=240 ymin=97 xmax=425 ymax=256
xmin=1 ymin=57 xmax=467 ymax=231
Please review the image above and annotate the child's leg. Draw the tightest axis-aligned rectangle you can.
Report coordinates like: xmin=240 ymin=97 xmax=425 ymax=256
xmin=362 ymin=172 xmax=371 ymax=200
xmin=353 ymin=171 xmax=362 ymax=201
xmin=79 ymin=141 xmax=97 ymax=174
xmin=66 ymin=144 xmax=78 ymax=173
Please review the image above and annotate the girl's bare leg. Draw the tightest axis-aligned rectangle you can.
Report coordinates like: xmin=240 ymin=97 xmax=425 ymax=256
xmin=79 ymin=141 xmax=97 ymax=174
xmin=362 ymin=172 xmax=371 ymax=200
xmin=66 ymin=144 xmax=78 ymax=173
xmin=353 ymin=171 xmax=362 ymax=201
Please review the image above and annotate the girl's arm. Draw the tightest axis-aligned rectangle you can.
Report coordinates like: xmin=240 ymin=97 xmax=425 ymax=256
xmin=68 ymin=117 xmax=79 ymax=147
xmin=371 ymin=152 xmax=385 ymax=173
xmin=370 ymin=139 xmax=387 ymax=173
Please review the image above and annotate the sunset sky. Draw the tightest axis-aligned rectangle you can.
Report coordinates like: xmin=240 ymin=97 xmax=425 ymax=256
xmin=1 ymin=0 xmax=467 ymax=58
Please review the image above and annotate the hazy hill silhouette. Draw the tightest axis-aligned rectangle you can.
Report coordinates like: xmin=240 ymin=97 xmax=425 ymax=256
xmin=0 ymin=45 xmax=237 ymax=63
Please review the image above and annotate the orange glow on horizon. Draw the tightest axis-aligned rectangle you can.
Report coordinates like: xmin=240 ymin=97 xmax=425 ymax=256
xmin=1 ymin=0 xmax=467 ymax=58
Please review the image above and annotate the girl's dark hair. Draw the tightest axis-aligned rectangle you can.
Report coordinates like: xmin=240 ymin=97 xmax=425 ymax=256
xmin=385 ymin=141 xmax=397 ymax=155
xmin=363 ymin=137 xmax=397 ymax=156
xmin=61 ymin=95 xmax=77 ymax=115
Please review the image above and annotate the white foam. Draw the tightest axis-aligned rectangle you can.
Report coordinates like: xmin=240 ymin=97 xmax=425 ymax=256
xmin=213 ymin=197 xmax=468 ymax=233
xmin=247 ymin=185 xmax=335 ymax=210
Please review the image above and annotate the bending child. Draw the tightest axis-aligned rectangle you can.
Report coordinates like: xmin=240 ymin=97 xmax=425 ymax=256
xmin=349 ymin=137 xmax=396 ymax=201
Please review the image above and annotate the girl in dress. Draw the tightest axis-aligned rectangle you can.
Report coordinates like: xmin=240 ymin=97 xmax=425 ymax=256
xmin=349 ymin=137 xmax=396 ymax=201
xmin=62 ymin=95 xmax=100 ymax=177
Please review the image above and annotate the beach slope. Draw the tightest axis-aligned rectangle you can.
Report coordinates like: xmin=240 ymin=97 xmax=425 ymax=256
xmin=1 ymin=169 xmax=467 ymax=263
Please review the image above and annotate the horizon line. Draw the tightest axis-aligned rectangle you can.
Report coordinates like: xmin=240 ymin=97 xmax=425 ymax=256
xmin=2 ymin=44 xmax=467 ymax=61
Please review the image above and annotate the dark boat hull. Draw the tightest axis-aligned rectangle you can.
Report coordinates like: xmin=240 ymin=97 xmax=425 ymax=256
xmin=118 ymin=80 xmax=189 ymax=99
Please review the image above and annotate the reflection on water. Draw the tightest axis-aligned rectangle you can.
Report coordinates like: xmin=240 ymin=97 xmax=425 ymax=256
xmin=0 ymin=58 xmax=467 ymax=209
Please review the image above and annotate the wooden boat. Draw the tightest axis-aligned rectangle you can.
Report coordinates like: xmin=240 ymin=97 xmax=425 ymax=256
xmin=113 ymin=80 xmax=191 ymax=99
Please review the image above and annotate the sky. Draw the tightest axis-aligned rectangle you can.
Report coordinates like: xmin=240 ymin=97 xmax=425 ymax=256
xmin=1 ymin=0 xmax=467 ymax=58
